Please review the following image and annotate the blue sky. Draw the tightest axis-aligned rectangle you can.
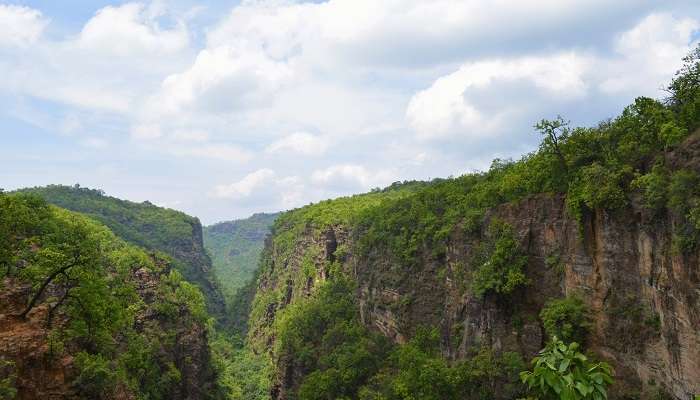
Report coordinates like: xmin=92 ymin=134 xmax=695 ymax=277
xmin=1 ymin=1 xmax=699 ymax=224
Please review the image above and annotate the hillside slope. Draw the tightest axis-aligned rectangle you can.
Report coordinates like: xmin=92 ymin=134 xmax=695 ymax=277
xmin=204 ymin=213 xmax=278 ymax=302
xmin=16 ymin=185 xmax=227 ymax=324
xmin=0 ymin=193 xmax=217 ymax=399
xmin=244 ymin=50 xmax=700 ymax=400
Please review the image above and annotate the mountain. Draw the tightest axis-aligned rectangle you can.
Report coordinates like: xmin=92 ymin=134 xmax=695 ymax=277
xmin=204 ymin=213 xmax=279 ymax=302
xmin=0 ymin=193 xmax=217 ymax=399
xmin=239 ymin=54 xmax=700 ymax=399
xmin=15 ymin=185 xmax=228 ymax=325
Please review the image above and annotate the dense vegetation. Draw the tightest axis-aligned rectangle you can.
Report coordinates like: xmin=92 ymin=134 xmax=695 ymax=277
xmin=203 ymin=213 xmax=278 ymax=302
xmin=274 ymin=274 xmax=527 ymax=400
xmin=15 ymin=185 xmax=227 ymax=323
xmin=0 ymin=192 xmax=212 ymax=399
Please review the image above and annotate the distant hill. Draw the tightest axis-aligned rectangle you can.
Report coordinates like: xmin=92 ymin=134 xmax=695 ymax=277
xmin=16 ymin=184 xmax=228 ymax=324
xmin=204 ymin=213 xmax=278 ymax=302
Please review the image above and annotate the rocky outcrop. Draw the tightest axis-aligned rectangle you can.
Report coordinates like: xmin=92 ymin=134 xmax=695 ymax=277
xmin=0 ymin=263 xmax=216 ymax=400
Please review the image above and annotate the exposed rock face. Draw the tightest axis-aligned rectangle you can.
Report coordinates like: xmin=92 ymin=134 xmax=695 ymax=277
xmin=0 ymin=279 xmax=74 ymax=399
xmin=252 ymin=138 xmax=700 ymax=399
xmin=0 ymin=264 xmax=216 ymax=400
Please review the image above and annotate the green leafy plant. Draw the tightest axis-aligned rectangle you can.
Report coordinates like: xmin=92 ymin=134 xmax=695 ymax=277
xmin=520 ymin=338 xmax=613 ymax=400
xmin=471 ymin=220 xmax=529 ymax=298
xmin=540 ymin=296 xmax=591 ymax=345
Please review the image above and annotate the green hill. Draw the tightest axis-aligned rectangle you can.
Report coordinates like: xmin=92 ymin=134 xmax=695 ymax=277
xmin=0 ymin=192 xmax=217 ymax=399
xmin=15 ymin=185 xmax=227 ymax=324
xmin=204 ymin=213 xmax=279 ymax=303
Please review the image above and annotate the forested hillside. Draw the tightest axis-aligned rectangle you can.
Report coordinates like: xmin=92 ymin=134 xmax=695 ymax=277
xmin=16 ymin=185 xmax=227 ymax=324
xmin=241 ymin=47 xmax=700 ymax=400
xmin=0 ymin=193 xmax=218 ymax=399
xmin=204 ymin=213 xmax=278 ymax=303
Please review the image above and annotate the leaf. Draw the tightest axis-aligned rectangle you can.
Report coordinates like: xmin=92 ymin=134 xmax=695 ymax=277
xmin=575 ymin=381 xmax=591 ymax=396
xmin=559 ymin=358 xmax=571 ymax=373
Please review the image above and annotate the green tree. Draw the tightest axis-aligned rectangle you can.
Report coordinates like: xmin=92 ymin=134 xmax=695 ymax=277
xmin=536 ymin=116 xmax=571 ymax=184
xmin=667 ymin=44 xmax=700 ymax=130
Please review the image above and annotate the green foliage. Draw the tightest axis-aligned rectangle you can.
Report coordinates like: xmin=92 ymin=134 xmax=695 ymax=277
xmin=210 ymin=334 xmax=271 ymax=400
xmin=74 ymin=352 xmax=117 ymax=399
xmin=274 ymin=181 xmax=425 ymax=260
xmin=632 ymin=163 xmax=669 ymax=214
xmin=15 ymin=185 xmax=226 ymax=322
xmin=540 ymin=296 xmax=591 ymax=345
xmin=382 ymin=328 xmax=456 ymax=400
xmin=0 ymin=358 xmax=16 ymax=400
xmin=0 ymin=192 xmax=211 ymax=400
xmin=667 ymin=44 xmax=700 ymax=130
xmin=276 ymin=275 xmax=390 ymax=400
xmin=203 ymin=213 xmax=278 ymax=304
xmin=667 ymin=170 xmax=700 ymax=252
xmin=520 ymin=338 xmax=613 ymax=400
xmin=667 ymin=170 xmax=699 ymax=214
xmin=358 ymin=333 xmax=526 ymax=400
xmin=567 ymin=163 xmax=629 ymax=223
xmin=272 ymin=270 xmax=527 ymax=400
xmin=155 ymin=269 xmax=210 ymax=324
xmin=471 ymin=221 xmax=529 ymax=298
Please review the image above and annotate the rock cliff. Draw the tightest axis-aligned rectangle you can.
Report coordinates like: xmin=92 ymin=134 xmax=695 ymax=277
xmin=248 ymin=135 xmax=700 ymax=399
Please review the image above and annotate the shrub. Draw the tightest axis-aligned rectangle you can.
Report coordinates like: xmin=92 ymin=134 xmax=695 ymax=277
xmin=74 ymin=352 xmax=116 ymax=399
xmin=471 ymin=221 xmax=529 ymax=298
xmin=540 ymin=296 xmax=591 ymax=345
xmin=567 ymin=163 xmax=629 ymax=223
xmin=631 ymin=163 xmax=669 ymax=214
xmin=520 ymin=338 xmax=613 ymax=400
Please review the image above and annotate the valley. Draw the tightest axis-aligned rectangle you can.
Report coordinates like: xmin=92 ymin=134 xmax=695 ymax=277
xmin=1 ymin=38 xmax=700 ymax=400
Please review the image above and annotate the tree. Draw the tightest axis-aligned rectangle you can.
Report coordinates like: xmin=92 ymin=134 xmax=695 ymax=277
xmin=667 ymin=44 xmax=700 ymax=130
xmin=536 ymin=116 xmax=571 ymax=176
xmin=520 ymin=338 xmax=613 ymax=400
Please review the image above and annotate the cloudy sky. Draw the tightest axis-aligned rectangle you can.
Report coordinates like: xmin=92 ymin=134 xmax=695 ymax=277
xmin=1 ymin=0 xmax=699 ymax=224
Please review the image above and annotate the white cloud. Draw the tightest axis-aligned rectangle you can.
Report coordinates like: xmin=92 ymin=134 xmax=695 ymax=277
xmin=600 ymin=13 xmax=699 ymax=95
xmin=212 ymin=169 xmax=304 ymax=209
xmin=81 ymin=137 xmax=109 ymax=149
xmin=406 ymin=53 xmax=589 ymax=140
xmin=0 ymin=2 xmax=192 ymax=116
xmin=311 ymin=164 xmax=396 ymax=190
xmin=131 ymin=123 xmax=162 ymax=140
xmin=168 ymin=144 xmax=253 ymax=162
xmin=265 ymin=132 xmax=329 ymax=156
xmin=171 ymin=130 xmax=210 ymax=142
xmin=213 ymin=168 xmax=276 ymax=199
xmin=77 ymin=3 xmax=189 ymax=56
xmin=152 ymin=42 xmax=293 ymax=116
xmin=0 ymin=5 xmax=48 ymax=47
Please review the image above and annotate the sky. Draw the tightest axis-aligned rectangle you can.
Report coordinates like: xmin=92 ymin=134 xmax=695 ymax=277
xmin=1 ymin=0 xmax=699 ymax=224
